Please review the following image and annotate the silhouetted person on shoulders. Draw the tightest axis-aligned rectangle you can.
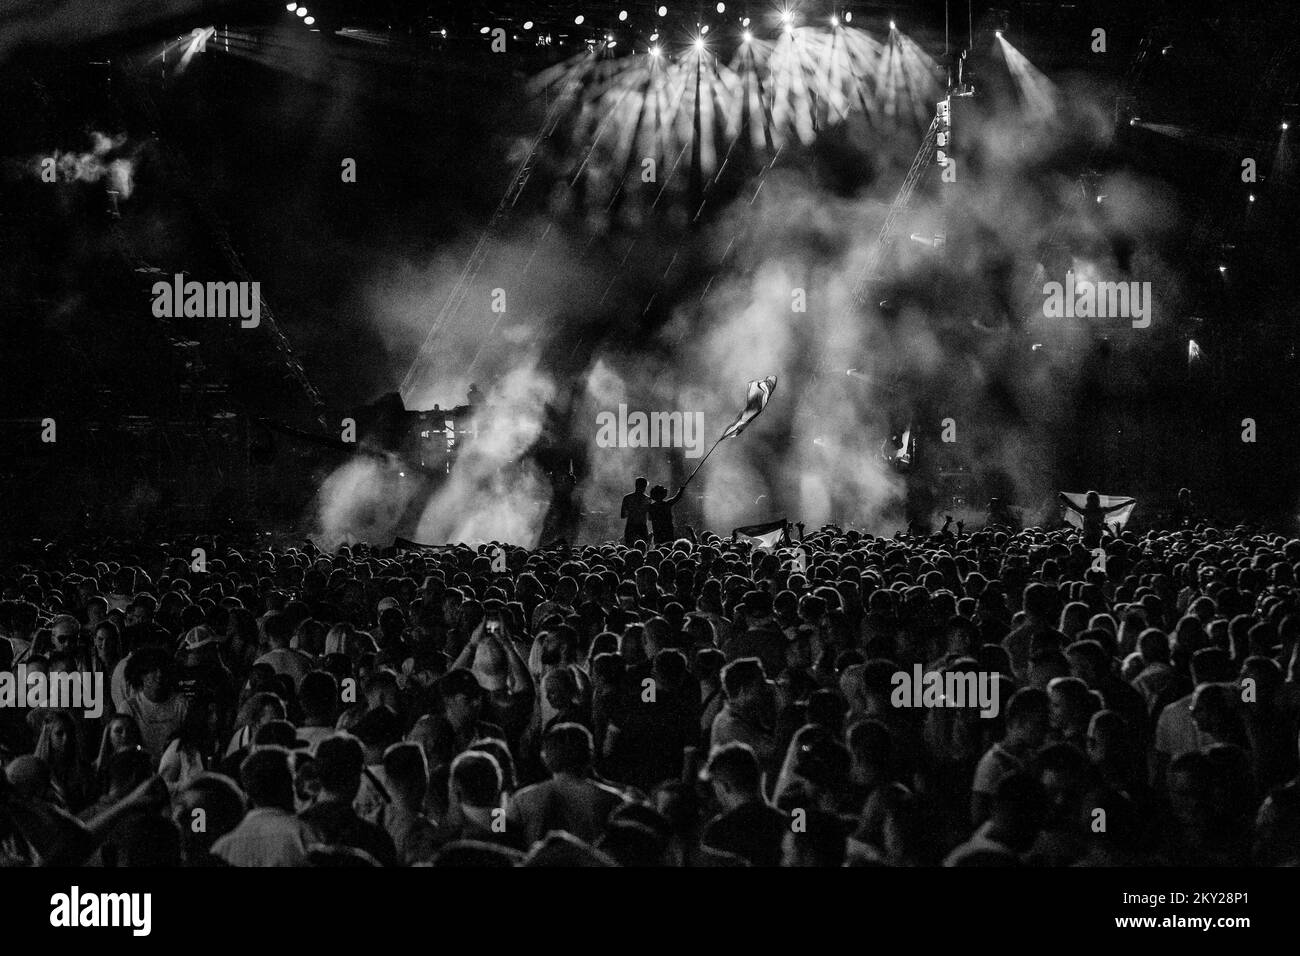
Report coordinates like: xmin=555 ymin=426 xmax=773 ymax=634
xmin=1059 ymin=490 xmax=1127 ymax=549
xmin=648 ymin=484 xmax=685 ymax=544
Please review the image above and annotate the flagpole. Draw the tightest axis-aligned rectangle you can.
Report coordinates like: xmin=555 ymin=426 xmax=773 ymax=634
xmin=685 ymin=433 xmax=727 ymax=486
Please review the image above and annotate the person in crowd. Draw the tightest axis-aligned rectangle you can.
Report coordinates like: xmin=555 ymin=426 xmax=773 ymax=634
xmin=211 ymin=747 xmax=312 ymax=866
xmin=298 ymin=734 xmax=397 ymax=866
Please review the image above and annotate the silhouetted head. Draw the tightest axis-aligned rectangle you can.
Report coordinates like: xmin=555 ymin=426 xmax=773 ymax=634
xmin=1085 ymin=491 xmax=1100 ymax=509
xmin=650 ymin=485 xmax=667 ymax=501
xmin=634 ymin=476 xmax=648 ymax=492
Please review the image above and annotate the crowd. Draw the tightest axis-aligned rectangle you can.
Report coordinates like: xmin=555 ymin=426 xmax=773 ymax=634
xmin=2 ymin=513 xmax=1299 ymax=867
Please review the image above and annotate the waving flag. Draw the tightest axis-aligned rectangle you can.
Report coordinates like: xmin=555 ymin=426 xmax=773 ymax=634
xmin=1060 ymin=492 xmax=1137 ymax=533
xmin=720 ymin=376 xmax=778 ymax=440
xmin=732 ymin=518 xmax=790 ymax=550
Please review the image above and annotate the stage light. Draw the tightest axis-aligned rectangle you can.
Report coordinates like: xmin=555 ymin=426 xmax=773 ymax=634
xmin=717 ymin=1 xmax=725 ymax=11
xmin=1284 ymin=122 xmax=1291 ymax=131
xmin=658 ymin=5 xmax=667 ymax=15
xmin=480 ymin=26 xmax=489 ymax=34
xmin=701 ymin=24 xmax=709 ymax=35
xmin=441 ymin=28 xmax=447 ymax=36
xmin=650 ymin=31 xmax=659 ymax=40
xmin=286 ymin=2 xmax=297 ymax=9
xmin=1218 ymin=265 xmax=1227 ymax=274
xmin=694 ymin=36 xmax=705 ymax=50
xmin=741 ymin=17 xmax=750 ymax=26
xmin=1129 ymin=117 xmax=1140 ymax=126
xmin=890 ymin=20 xmax=896 ymax=29
xmin=781 ymin=10 xmax=793 ymax=23
xmin=650 ymin=44 xmax=661 ymax=56
xmin=1249 ymin=194 xmax=1256 ymax=202
xmin=831 ymin=15 xmax=839 ymax=26
xmin=523 ymin=21 xmax=533 ymax=29
xmin=574 ymin=14 xmax=584 ymax=24
xmin=742 ymin=29 xmax=752 ymax=42
xmin=844 ymin=11 xmax=851 ymax=22
xmin=304 ymin=15 xmax=314 ymax=24
xmin=296 ymin=7 xmax=307 ymax=16
xmin=619 ymin=9 xmax=628 ymax=20
xmin=995 ymin=30 xmax=1002 ymax=37
xmin=608 ymin=39 xmax=617 ymax=47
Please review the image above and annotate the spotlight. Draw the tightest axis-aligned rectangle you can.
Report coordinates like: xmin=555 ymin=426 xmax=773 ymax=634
xmin=606 ymin=34 xmax=613 ymax=42
xmin=619 ymin=9 xmax=628 ymax=20
xmin=304 ymin=15 xmax=314 ymax=24
xmin=1129 ymin=117 xmax=1139 ymax=126
xmin=286 ymin=2 xmax=297 ymax=9
xmin=658 ymin=5 xmax=667 ymax=15
xmin=441 ymin=28 xmax=447 ymax=36
xmin=608 ymin=39 xmax=617 ymax=47
xmin=1284 ymin=122 xmax=1291 ymax=131
xmin=701 ymin=24 xmax=709 ymax=35
xmin=741 ymin=17 xmax=750 ymax=26
xmin=480 ymin=26 xmax=489 ymax=34
xmin=694 ymin=36 xmax=705 ymax=50
xmin=650 ymin=32 xmax=659 ymax=40
xmin=781 ymin=10 xmax=792 ymax=23
xmin=296 ymin=7 xmax=307 ymax=16
xmin=574 ymin=14 xmax=584 ymax=24
xmin=1218 ymin=265 xmax=1227 ymax=274
xmin=742 ymin=29 xmax=752 ymax=42
xmin=890 ymin=20 xmax=896 ymax=29
xmin=717 ymin=1 xmax=725 ymax=11
xmin=831 ymin=15 xmax=839 ymax=26
xmin=995 ymin=30 xmax=1002 ymax=37
xmin=844 ymin=11 xmax=851 ymax=22
xmin=1249 ymin=194 xmax=1256 ymax=202
xmin=650 ymin=44 xmax=661 ymax=56
xmin=523 ymin=20 xmax=533 ymax=29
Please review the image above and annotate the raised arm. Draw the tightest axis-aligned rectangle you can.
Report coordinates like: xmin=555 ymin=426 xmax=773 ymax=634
xmin=496 ymin=631 xmax=535 ymax=697
xmin=1057 ymin=492 xmax=1081 ymax=514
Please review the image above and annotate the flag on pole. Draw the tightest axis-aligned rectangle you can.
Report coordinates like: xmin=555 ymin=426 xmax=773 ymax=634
xmin=732 ymin=518 xmax=790 ymax=550
xmin=720 ymin=376 xmax=778 ymax=440
xmin=1060 ymin=492 xmax=1137 ymax=533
